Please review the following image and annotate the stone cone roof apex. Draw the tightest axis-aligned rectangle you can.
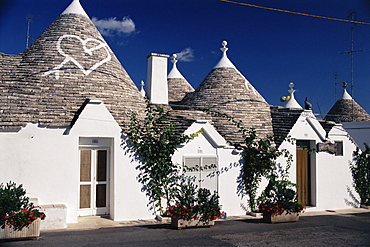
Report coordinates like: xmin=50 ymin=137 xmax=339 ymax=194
xmin=168 ymin=54 xmax=185 ymax=79
xmin=342 ymin=88 xmax=352 ymax=100
xmin=213 ymin=41 xmax=236 ymax=69
xmin=285 ymin=82 xmax=302 ymax=109
xmin=61 ymin=0 xmax=88 ymax=17
xmin=0 ymin=0 xmax=147 ymax=130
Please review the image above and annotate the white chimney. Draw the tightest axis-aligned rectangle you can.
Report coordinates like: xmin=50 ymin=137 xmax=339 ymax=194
xmin=146 ymin=53 xmax=169 ymax=104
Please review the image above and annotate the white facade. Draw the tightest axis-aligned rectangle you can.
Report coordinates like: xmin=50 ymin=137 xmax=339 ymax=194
xmin=342 ymin=121 xmax=370 ymax=151
xmin=275 ymin=110 xmax=359 ymax=212
xmin=0 ymin=104 xmax=360 ymax=229
xmin=0 ymin=0 xmax=361 ymax=230
xmin=0 ymin=100 xmax=153 ymax=228
xmin=172 ymin=120 xmax=247 ymax=216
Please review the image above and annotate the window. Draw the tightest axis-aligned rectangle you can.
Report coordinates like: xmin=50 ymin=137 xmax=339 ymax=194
xmin=183 ymin=156 xmax=218 ymax=192
xmin=335 ymin=141 xmax=343 ymax=156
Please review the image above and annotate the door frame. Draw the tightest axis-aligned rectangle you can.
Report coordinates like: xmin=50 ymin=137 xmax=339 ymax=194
xmin=78 ymin=147 xmax=110 ymax=216
xmin=296 ymin=140 xmax=316 ymax=207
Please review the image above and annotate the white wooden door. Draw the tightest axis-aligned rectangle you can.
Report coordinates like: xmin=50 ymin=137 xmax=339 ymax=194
xmin=79 ymin=149 xmax=109 ymax=216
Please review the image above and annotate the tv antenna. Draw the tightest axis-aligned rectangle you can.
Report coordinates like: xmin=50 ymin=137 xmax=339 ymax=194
xmin=340 ymin=12 xmax=364 ymax=100
xmin=26 ymin=15 xmax=40 ymax=48
xmin=340 ymin=12 xmax=366 ymax=121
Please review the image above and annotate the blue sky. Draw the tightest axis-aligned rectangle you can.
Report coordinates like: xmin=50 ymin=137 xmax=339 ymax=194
xmin=1 ymin=0 xmax=370 ymax=117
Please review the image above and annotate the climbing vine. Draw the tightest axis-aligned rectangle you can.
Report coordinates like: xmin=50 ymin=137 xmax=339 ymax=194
xmin=201 ymin=109 xmax=292 ymax=212
xmin=350 ymin=143 xmax=370 ymax=206
xmin=127 ymin=102 xmax=198 ymax=214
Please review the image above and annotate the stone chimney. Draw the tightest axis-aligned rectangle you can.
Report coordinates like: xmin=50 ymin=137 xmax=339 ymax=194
xmin=146 ymin=53 xmax=169 ymax=104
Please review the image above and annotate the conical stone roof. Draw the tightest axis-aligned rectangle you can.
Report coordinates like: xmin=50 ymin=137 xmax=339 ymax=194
xmin=180 ymin=42 xmax=273 ymax=144
xmin=325 ymin=99 xmax=370 ymax=123
xmin=167 ymin=54 xmax=194 ymax=103
xmin=0 ymin=0 xmax=146 ymax=130
xmin=168 ymin=77 xmax=194 ymax=103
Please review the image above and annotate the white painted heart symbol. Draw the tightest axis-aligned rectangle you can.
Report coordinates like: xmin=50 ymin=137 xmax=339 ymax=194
xmin=43 ymin=35 xmax=112 ymax=79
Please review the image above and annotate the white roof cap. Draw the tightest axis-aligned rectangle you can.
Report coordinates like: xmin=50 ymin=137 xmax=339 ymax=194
xmin=140 ymin=80 xmax=146 ymax=98
xmin=342 ymin=86 xmax=352 ymax=100
xmin=213 ymin=41 xmax=236 ymax=69
xmin=285 ymin=82 xmax=302 ymax=109
xmin=61 ymin=0 xmax=88 ymax=17
xmin=168 ymin=54 xmax=185 ymax=79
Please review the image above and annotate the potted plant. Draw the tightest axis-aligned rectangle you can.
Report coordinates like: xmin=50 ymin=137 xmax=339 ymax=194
xmin=167 ymin=183 xmax=224 ymax=229
xmin=0 ymin=181 xmax=46 ymax=240
xmin=257 ymin=170 xmax=305 ymax=223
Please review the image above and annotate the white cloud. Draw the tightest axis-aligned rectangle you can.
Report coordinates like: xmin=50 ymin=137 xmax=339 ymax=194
xmin=92 ymin=16 xmax=136 ymax=36
xmin=176 ymin=48 xmax=194 ymax=62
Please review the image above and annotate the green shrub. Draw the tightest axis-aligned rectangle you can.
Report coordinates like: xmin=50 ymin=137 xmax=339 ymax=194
xmin=0 ymin=181 xmax=46 ymax=230
xmin=350 ymin=143 xmax=370 ymax=206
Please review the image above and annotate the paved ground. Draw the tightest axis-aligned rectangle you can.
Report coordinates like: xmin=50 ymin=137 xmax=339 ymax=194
xmin=1 ymin=208 xmax=369 ymax=246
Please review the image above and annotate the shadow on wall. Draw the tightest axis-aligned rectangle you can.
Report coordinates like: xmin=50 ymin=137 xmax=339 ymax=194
xmin=120 ymin=130 xmax=248 ymax=213
xmin=345 ymin=186 xmax=361 ymax=208
xmin=120 ymin=132 xmax=154 ymax=210
xmin=205 ymin=158 xmax=245 ymax=198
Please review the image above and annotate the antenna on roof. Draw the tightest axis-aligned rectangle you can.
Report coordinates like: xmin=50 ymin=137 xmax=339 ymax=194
xmin=340 ymin=12 xmax=364 ymax=99
xmin=339 ymin=12 xmax=365 ymax=121
xmin=26 ymin=15 xmax=40 ymax=48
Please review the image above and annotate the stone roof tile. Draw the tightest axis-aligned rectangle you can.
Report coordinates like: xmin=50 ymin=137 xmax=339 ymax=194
xmin=0 ymin=7 xmax=146 ymax=130
xmin=325 ymin=99 xmax=370 ymax=123
xmin=179 ymin=66 xmax=273 ymax=144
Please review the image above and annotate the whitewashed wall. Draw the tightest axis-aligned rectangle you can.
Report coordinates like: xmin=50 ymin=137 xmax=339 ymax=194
xmin=0 ymin=101 xmax=153 ymax=228
xmin=172 ymin=121 xmax=247 ymax=216
xmin=342 ymin=121 xmax=370 ymax=151
xmin=0 ymin=107 xmax=360 ymax=229
xmin=315 ymin=125 xmax=359 ymax=210
xmin=70 ymin=100 xmax=153 ymax=221
xmin=0 ymin=124 xmax=77 ymax=227
xmin=275 ymin=111 xmax=359 ymax=212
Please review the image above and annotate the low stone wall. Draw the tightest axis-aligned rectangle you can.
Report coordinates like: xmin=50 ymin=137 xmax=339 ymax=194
xmin=40 ymin=204 xmax=67 ymax=229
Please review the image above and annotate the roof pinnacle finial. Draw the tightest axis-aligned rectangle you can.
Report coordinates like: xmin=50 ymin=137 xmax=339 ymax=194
xmin=171 ymin=54 xmax=178 ymax=65
xmin=213 ymin=40 xmax=235 ymax=69
xmin=140 ymin=80 xmax=146 ymax=97
xmin=341 ymin=81 xmax=352 ymax=100
xmin=221 ymin=40 xmax=228 ymax=53
xmin=288 ymin=82 xmax=295 ymax=94
xmin=61 ymin=0 xmax=88 ymax=17
xmin=285 ymin=82 xmax=302 ymax=109
xmin=168 ymin=54 xmax=184 ymax=79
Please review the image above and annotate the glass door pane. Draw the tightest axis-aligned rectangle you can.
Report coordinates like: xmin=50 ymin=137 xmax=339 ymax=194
xmin=80 ymin=185 xmax=91 ymax=209
xmin=80 ymin=150 xmax=91 ymax=182
xmin=96 ymin=184 xmax=107 ymax=207
xmin=96 ymin=150 xmax=107 ymax=209
xmin=97 ymin=150 xmax=107 ymax=181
